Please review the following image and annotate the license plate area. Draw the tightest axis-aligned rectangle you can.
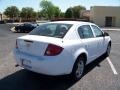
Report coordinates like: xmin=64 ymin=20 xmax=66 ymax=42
xmin=21 ymin=59 xmax=32 ymax=69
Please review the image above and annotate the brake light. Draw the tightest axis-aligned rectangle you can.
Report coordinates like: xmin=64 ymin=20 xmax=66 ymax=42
xmin=44 ymin=44 xmax=63 ymax=56
xmin=16 ymin=40 xmax=18 ymax=49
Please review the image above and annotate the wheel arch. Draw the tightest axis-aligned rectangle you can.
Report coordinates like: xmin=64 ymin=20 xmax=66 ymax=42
xmin=75 ymin=52 xmax=87 ymax=65
xmin=71 ymin=51 xmax=87 ymax=74
xmin=74 ymin=48 xmax=88 ymax=64
xmin=72 ymin=49 xmax=88 ymax=71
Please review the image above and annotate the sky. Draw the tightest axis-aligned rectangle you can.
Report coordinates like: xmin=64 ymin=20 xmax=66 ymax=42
xmin=0 ymin=0 xmax=120 ymax=13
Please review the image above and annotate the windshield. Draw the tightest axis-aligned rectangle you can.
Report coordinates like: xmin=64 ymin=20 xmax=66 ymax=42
xmin=29 ymin=23 xmax=72 ymax=38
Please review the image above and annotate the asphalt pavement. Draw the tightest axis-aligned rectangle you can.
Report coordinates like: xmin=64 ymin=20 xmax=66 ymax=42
xmin=0 ymin=24 xmax=120 ymax=90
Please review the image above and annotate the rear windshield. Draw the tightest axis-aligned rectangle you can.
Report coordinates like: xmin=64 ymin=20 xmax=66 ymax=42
xmin=29 ymin=23 xmax=72 ymax=38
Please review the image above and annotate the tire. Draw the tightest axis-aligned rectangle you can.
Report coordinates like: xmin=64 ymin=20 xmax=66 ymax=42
xmin=16 ymin=29 xmax=20 ymax=33
xmin=21 ymin=30 xmax=23 ymax=33
xmin=105 ymin=43 xmax=111 ymax=57
xmin=71 ymin=57 xmax=85 ymax=81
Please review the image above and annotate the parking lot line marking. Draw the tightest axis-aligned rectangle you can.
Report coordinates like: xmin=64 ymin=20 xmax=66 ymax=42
xmin=107 ymin=57 xmax=118 ymax=75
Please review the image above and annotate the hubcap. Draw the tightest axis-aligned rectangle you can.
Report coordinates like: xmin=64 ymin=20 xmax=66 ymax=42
xmin=75 ymin=60 xmax=84 ymax=78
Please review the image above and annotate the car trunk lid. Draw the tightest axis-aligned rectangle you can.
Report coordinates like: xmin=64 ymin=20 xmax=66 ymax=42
xmin=17 ymin=35 xmax=63 ymax=56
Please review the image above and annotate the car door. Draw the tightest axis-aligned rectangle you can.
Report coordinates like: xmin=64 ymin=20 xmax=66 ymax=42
xmin=91 ymin=25 xmax=105 ymax=56
xmin=18 ymin=24 xmax=24 ymax=30
xmin=22 ymin=24 xmax=27 ymax=31
xmin=78 ymin=25 xmax=98 ymax=63
xmin=27 ymin=24 xmax=35 ymax=32
xmin=25 ymin=24 xmax=30 ymax=30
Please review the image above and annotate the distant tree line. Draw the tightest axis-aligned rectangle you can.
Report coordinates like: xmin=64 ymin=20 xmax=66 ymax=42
xmin=4 ymin=6 xmax=37 ymax=22
xmin=3 ymin=0 xmax=86 ymax=22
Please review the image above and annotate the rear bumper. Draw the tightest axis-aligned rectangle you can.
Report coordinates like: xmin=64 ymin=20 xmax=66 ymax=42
xmin=14 ymin=49 xmax=74 ymax=75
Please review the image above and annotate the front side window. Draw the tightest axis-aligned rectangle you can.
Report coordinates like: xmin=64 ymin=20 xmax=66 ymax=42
xmin=29 ymin=23 xmax=72 ymax=38
xmin=78 ymin=25 xmax=94 ymax=39
xmin=91 ymin=25 xmax=103 ymax=37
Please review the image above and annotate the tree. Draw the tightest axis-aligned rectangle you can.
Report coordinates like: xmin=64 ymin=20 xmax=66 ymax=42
xmin=32 ymin=12 xmax=37 ymax=18
xmin=20 ymin=7 xmax=36 ymax=20
xmin=40 ymin=0 xmax=61 ymax=19
xmin=65 ymin=5 xmax=86 ymax=19
xmin=40 ymin=9 xmax=48 ymax=18
xmin=4 ymin=6 xmax=19 ymax=19
xmin=72 ymin=5 xmax=86 ymax=18
xmin=65 ymin=7 xmax=73 ymax=18
xmin=37 ymin=11 xmax=41 ymax=18
xmin=60 ymin=12 xmax=65 ymax=18
xmin=40 ymin=0 xmax=55 ymax=19
xmin=54 ymin=6 xmax=61 ymax=18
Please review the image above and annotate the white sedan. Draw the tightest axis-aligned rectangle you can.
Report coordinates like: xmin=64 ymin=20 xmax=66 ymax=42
xmin=14 ymin=21 xmax=111 ymax=80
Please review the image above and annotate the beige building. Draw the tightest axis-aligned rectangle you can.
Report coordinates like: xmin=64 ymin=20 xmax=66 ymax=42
xmin=0 ymin=12 xmax=9 ymax=21
xmin=90 ymin=6 xmax=120 ymax=27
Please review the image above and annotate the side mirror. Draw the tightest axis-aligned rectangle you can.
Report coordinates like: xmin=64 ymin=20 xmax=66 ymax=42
xmin=103 ymin=32 xmax=109 ymax=37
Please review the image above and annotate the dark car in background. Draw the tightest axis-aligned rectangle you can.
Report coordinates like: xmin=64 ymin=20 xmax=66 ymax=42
xmin=0 ymin=20 xmax=6 ymax=24
xmin=11 ymin=23 xmax=38 ymax=33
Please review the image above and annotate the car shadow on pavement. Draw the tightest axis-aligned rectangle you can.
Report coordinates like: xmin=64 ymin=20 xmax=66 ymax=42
xmin=0 ymin=55 xmax=107 ymax=90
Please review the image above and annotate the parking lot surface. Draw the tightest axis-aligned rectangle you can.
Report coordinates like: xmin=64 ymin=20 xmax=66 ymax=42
xmin=0 ymin=24 xmax=120 ymax=90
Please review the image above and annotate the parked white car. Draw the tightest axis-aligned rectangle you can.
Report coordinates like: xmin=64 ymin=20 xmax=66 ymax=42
xmin=14 ymin=21 xmax=111 ymax=80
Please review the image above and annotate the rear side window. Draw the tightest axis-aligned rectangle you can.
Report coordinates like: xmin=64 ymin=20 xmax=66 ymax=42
xmin=29 ymin=23 xmax=72 ymax=38
xmin=78 ymin=25 xmax=94 ymax=39
xmin=91 ymin=25 xmax=103 ymax=37
xmin=24 ymin=24 xmax=31 ymax=26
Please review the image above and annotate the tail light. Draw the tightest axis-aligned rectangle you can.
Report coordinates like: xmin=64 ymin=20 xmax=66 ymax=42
xmin=44 ymin=44 xmax=63 ymax=56
xmin=16 ymin=40 xmax=18 ymax=49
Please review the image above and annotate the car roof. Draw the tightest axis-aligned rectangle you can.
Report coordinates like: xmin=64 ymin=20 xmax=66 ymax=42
xmin=23 ymin=23 xmax=32 ymax=24
xmin=48 ymin=21 xmax=95 ymax=25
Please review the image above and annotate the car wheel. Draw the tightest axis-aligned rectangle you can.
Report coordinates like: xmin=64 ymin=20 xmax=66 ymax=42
xmin=17 ymin=29 xmax=21 ymax=33
xmin=25 ymin=30 xmax=28 ymax=33
xmin=105 ymin=43 xmax=111 ymax=57
xmin=72 ymin=57 xmax=85 ymax=80
xmin=21 ymin=30 xmax=24 ymax=33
